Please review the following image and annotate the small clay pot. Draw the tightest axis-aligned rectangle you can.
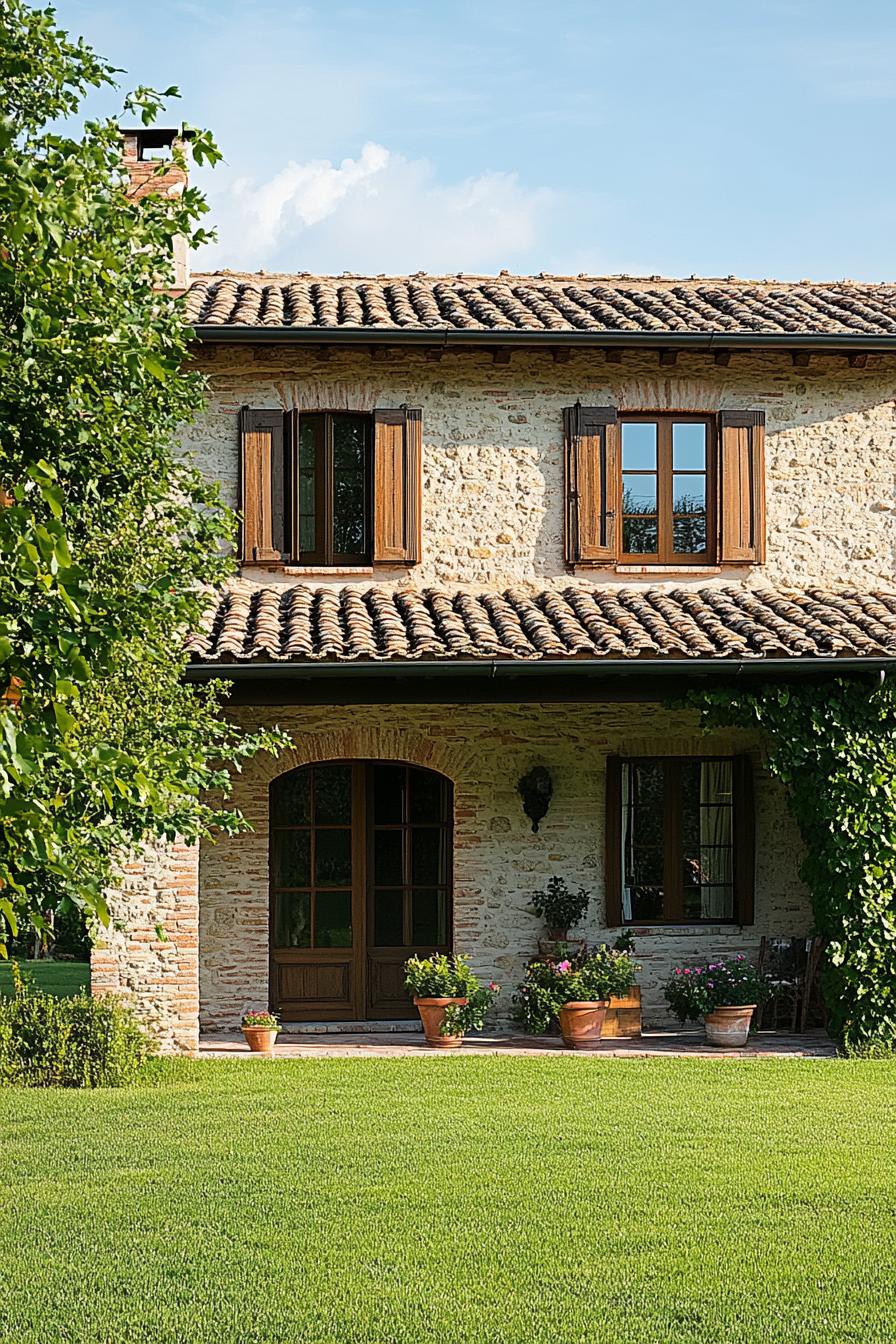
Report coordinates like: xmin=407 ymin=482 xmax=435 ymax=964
xmin=414 ymin=996 xmax=468 ymax=1048
xmin=558 ymin=1000 xmax=609 ymax=1050
xmin=242 ymin=1027 xmax=278 ymax=1054
xmin=703 ymin=1005 xmax=757 ymax=1048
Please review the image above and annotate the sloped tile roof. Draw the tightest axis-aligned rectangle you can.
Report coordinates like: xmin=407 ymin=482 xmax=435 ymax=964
xmin=187 ymin=584 xmax=896 ymax=664
xmin=184 ymin=272 xmax=896 ymax=337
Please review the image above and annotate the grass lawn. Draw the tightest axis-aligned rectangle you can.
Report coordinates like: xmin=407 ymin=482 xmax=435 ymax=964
xmin=0 ymin=958 xmax=89 ymax=999
xmin=1 ymin=1057 xmax=895 ymax=1344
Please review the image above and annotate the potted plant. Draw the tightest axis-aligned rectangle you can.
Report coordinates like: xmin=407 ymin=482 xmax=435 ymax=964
xmin=241 ymin=1009 xmax=280 ymax=1053
xmin=404 ymin=953 xmax=500 ymax=1048
xmin=531 ymin=876 xmax=590 ymax=958
xmin=663 ymin=955 xmax=770 ymax=1047
xmin=512 ymin=943 xmax=639 ymax=1049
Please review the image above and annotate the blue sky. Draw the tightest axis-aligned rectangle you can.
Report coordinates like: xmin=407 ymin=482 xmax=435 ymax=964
xmin=53 ymin=0 xmax=896 ymax=279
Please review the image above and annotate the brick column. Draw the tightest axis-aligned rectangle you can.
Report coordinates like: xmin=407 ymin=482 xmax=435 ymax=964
xmin=91 ymin=838 xmax=200 ymax=1053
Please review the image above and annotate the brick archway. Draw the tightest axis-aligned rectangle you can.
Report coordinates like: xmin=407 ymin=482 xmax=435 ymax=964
xmin=199 ymin=722 xmax=482 ymax=1033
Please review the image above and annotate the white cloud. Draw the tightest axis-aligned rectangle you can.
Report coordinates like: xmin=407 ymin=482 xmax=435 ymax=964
xmin=196 ymin=141 xmax=558 ymax=273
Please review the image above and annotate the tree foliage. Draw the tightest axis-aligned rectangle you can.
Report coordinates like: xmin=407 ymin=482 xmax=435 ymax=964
xmin=691 ymin=678 xmax=896 ymax=1050
xmin=0 ymin=0 xmax=285 ymax=948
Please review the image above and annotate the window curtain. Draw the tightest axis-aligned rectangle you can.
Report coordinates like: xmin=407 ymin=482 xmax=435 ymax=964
xmin=699 ymin=761 xmax=733 ymax=919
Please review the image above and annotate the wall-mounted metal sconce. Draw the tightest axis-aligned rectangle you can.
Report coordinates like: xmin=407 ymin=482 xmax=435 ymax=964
xmin=517 ymin=766 xmax=553 ymax=833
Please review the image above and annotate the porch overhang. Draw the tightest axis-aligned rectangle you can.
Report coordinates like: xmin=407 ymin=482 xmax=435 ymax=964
xmin=185 ymin=654 xmax=895 ymax=705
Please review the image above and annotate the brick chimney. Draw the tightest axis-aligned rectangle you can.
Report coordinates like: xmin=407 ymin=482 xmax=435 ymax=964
xmin=120 ymin=127 xmax=191 ymax=291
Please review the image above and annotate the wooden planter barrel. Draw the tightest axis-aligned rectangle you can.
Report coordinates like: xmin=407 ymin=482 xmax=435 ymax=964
xmin=600 ymin=986 xmax=642 ymax=1039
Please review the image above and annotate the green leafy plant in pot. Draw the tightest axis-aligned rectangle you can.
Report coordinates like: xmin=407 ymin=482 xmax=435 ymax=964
xmin=531 ymin=876 xmax=591 ymax=958
xmin=404 ymin=954 xmax=500 ymax=1048
xmin=512 ymin=943 xmax=639 ymax=1049
xmin=663 ymin=955 xmax=770 ymax=1047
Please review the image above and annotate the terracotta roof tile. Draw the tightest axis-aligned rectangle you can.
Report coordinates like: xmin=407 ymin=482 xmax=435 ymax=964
xmin=184 ymin=273 xmax=896 ymax=338
xmin=187 ymin=584 xmax=896 ymax=665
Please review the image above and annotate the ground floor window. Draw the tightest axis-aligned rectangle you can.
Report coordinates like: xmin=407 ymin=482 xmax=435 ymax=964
xmin=605 ymin=755 xmax=754 ymax=925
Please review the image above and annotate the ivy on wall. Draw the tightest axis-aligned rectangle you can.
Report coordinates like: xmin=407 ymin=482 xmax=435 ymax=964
xmin=690 ymin=677 xmax=896 ymax=1051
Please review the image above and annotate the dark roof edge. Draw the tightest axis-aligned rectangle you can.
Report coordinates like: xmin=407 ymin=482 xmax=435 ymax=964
xmin=185 ymin=655 xmax=896 ymax=681
xmin=190 ymin=326 xmax=896 ymax=351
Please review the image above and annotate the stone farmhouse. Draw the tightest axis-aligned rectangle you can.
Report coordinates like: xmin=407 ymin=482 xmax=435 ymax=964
xmin=92 ymin=129 xmax=896 ymax=1049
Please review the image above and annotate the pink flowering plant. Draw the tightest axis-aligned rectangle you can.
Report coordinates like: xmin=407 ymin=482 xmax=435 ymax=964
xmin=512 ymin=944 xmax=639 ymax=1035
xmin=404 ymin=954 xmax=501 ymax=1036
xmin=241 ymin=1010 xmax=279 ymax=1031
xmin=663 ymin=955 xmax=770 ymax=1024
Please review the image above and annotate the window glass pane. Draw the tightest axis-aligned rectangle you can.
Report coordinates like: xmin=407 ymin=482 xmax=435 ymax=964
xmin=682 ymin=760 xmax=734 ymax=920
xmin=374 ymin=830 xmax=404 ymax=886
xmin=271 ymin=830 xmax=310 ymax=889
xmin=623 ymin=515 xmax=658 ymax=554
xmin=412 ymin=828 xmax=447 ymax=885
xmin=622 ymin=761 xmax=665 ymax=920
xmin=673 ymin=474 xmax=706 ymax=512
xmin=409 ymin=770 xmax=446 ymax=824
xmin=270 ymin=770 xmax=311 ymax=826
xmin=374 ymin=890 xmax=404 ymax=947
xmin=412 ymin=889 xmax=448 ymax=946
xmin=314 ymin=829 xmax=352 ymax=886
xmin=274 ymin=892 xmax=311 ymax=948
xmin=332 ymin=415 xmax=367 ymax=556
xmin=373 ymin=765 xmax=406 ymax=824
xmin=622 ymin=474 xmax=657 ymax=513
xmin=315 ymin=890 xmax=352 ymax=947
xmin=299 ymin=417 xmax=319 ymax=469
xmin=673 ymin=516 xmax=707 ymax=554
xmin=314 ymin=764 xmax=352 ymax=824
xmin=298 ymin=418 xmax=318 ymax=555
xmin=672 ymin=423 xmax=706 ymax=471
xmin=621 ymin=422 xmax=657 ymax=470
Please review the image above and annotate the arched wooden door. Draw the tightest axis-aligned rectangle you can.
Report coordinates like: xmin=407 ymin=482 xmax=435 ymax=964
xmin=269 ymin=761 xmax=453 ymax=1020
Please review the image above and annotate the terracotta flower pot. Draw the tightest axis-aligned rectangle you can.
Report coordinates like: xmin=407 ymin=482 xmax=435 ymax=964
xmin=703 ymin=1004 xmax=756 ymax=1048
xmin=558 ymin=1000 xmax=609 ymax=1050
xmin=414 ymin=996 xmax=468 ymax=1048
xmin=242 ymin=1027 xmax=278 ymax=1054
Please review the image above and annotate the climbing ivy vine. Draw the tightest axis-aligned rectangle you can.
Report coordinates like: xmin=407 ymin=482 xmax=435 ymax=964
xmin=690 ymin=677 xmax=896 ymax=1051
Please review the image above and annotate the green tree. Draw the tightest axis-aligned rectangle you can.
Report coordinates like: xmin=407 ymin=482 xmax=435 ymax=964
xmin=0 ymin=0 xmax=284 ymax=949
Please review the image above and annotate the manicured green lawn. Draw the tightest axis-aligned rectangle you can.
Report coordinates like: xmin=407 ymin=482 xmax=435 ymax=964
xmin=0 ymin=958 xmax=89 ymax=998
xmin=2 ymin=1057 xmax=895 ymax=1344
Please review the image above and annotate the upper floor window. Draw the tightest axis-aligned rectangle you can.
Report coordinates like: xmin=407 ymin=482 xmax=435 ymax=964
xmin=296 ymin=412 xmax=371 ymax=565
xmin=564 ymin=405 xmax=765 ymax=570
xmin=238 ymin=405 xmax=421 ymax=568
xmin=620 ymin=415 xmax=714 ymax=563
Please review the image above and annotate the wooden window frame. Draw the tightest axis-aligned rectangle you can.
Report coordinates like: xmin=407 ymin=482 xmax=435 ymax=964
xmin=289 ymin=409 xmax=373 ymax=568
xmin=605 ymin=754 xmax=754 ymax=927
xmin=618 ymin=413 xmax=717 ymax=566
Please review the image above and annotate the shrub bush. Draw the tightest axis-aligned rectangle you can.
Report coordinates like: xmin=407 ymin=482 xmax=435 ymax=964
xmin=0 ymin=964 xmax=151 ymax=1087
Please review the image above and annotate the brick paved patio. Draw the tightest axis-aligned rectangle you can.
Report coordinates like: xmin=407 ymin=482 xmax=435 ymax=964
xmin=198 ymin=1028 xmax=836 ymax=1060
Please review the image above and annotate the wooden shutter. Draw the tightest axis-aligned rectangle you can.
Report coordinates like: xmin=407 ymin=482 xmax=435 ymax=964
xmin=373 ymin=406 xmax=421 ymax=565
xmin=563 ymin=404 xmax=619 ymax=565
xmin=718 ymin=410 xmax=766 ymax=564
xmin=733 ymin=753 xmax=755 ymax=925
xmin=604 ymin=755 xmax=623 ymax=926
xmin=239 ymin=408 xmax=285 ymax=562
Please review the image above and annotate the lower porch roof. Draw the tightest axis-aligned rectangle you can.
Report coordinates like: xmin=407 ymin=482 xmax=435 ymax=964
xmin=185 ymin=582 xmax=896 ymax=701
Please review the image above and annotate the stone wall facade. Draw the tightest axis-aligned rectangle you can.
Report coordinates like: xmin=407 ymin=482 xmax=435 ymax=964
xmin=184 ymin=344 xmax=896 ymax=590
xmin=91 ymin=840 xmax=200 ymax=1052
xmin=197 ymin=701 xmax=811 ymax=1036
